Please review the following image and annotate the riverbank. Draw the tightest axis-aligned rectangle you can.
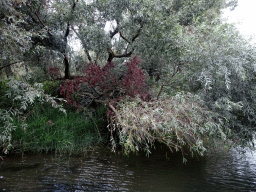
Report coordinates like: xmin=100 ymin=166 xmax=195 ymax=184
xmin=1 ymin=102 xmax=107 ymax=157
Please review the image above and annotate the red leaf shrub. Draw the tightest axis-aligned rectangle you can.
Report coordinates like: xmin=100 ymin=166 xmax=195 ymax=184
xmin=120 ymin=55 xmax=150 ymax=100
xmin=47 ymin=67 xmax=60 ymax=79
xmin=82 ymin=61 xmax=118 ymax=91
xmin=59 ymin=55 xmax=151 ymax=113
xmin=60 ymin=77 xmax=82 ymax=106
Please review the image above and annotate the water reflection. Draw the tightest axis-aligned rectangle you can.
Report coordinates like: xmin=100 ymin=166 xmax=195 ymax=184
xmin=203 ymin=149 xmax=256 ymax=192
xmin=0 ymin=147 xmax=255 ymax=192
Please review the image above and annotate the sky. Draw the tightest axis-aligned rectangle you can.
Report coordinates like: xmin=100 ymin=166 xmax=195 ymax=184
xmin=222 ymin=0 xmax=256 ymax=41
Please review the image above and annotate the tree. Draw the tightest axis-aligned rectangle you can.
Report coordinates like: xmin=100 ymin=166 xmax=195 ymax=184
xmin=1 ymin=0 xmax=235 ymax=79
xmin=4 ymin=0 xmax=254 ymax=156
xmin=180 ymin=21 xmax=256 ymax=148
xmin=0 ymin=0 xmax=32 ymax=76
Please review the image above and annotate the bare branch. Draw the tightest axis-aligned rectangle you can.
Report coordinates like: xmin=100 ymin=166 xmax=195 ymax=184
xmin=156 ymin=84 xmax=167 ymax=100
xmin=109 ymin=103 xmax=121 ymax=121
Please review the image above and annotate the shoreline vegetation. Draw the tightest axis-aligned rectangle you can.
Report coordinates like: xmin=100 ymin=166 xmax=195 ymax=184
xmin=1 ymin=0 xmax=256 ymax=162
xmin=0 ymin=77 xmax=231 ymax=162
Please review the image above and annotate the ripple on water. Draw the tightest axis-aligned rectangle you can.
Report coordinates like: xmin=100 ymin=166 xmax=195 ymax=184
xmin=0 ymin=148 xmax=255 ymax=192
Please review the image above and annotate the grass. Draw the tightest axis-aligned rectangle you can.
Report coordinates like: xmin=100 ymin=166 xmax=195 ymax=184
xmin=11 ymin=102 xmax=107 ymax=155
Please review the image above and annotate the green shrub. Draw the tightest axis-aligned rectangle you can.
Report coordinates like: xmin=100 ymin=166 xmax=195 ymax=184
xmin=42 ymin=80 xmax=61 ymax=96
xmin=0 ymin=79 xmax=66 ymax=154
xmin=0 ymin=79 xmax=11 ymax=109
xmin=0 ymin=109 xmax=16 ymax=154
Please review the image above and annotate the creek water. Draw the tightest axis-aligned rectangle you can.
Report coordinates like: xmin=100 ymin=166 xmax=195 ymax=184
xmin=0 ymin=146 xmax=255 ymax=192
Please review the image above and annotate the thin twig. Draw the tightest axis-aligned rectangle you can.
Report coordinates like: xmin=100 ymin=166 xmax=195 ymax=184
xmin=156 ymin=84 xmax=167 ymax=100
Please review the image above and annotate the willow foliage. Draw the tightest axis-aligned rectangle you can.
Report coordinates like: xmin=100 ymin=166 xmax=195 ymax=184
xmin=110 ymin=92 xmax=230 ymax=159
xmin=183 ymin=22 xmax=256 ymax=148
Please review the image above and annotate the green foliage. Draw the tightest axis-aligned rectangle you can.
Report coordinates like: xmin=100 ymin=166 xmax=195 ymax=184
xmin=0 ymin=0 xmax=254 ymax=159
xmin=12 ymin=103 xmax=104 ymax=154
xmin=42 ymin=80 xmax=61 ymax=96
xmin=110 ymin=92 xmax=229 ymax=158
xmin=0 ymin=109 xmax=16 ymax=154
xmin=5 ymin=79 xmax=65 ymax=113
xmin=0 ymin=79 xmax=66 ymax=154
xmin=181 ymin=22 xmax=256 ymax=148
xmin=0 ymin=80 xmax=15 ymax=154
xmin=0 ymin=79 xmax=11 ymax=109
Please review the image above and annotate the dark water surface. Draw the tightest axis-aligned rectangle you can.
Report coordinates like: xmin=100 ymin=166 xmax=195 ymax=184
xmin=0 ymin=147 xmax=255 ymax=192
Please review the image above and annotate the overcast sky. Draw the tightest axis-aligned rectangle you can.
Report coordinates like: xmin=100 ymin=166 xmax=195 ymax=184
xmin=222 ymin=0 xmax=256 ymax=41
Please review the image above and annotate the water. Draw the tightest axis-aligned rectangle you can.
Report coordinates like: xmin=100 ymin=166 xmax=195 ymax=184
xmin=0 ymin=147 xmax=255 ymax=192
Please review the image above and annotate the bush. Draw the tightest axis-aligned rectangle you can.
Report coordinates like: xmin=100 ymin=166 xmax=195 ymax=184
xmin=0 ymin=79 xmax=66 ymax=154
xmin=42 ymin=80 xmax=61 ymax=96
xmin=0 ymin=79 xmax=11 ymax=109
xmin=110 ymin=92 xmax=230 ymax=161
xmin=59 ymin=55 xmax=151 ymax=113
xmin=0 ymin=109 xmax=16 ymax=154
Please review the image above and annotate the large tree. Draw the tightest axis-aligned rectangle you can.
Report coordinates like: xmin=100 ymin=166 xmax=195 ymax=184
xmin=1 ymin=0 xmax=236 ymax=79
xmin=6 ymin=0 xmax=256 ymax=154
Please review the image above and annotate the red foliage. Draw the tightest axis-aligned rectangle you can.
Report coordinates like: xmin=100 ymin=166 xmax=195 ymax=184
xmin=82 ymin=61 xmax=118 ymax=91
xmin=59 ymin=55 xmax=150 ymax=112
xmin=60 ymin=77 xmax=82 ymax=106
xmin=47 ymin=67 xmax=60 ymax=79
xmin=120 ymin=55 xmax=150 ymax=101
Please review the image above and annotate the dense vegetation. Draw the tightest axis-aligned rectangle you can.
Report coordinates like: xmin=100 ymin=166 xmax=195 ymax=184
xmin=1 ymin=0 xmax=255 ymax=161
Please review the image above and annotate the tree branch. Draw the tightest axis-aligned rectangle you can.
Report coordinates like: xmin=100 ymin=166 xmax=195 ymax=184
xmin=156 ymin=84 xmax=167 ymax=100
xmin=110 ymin=28 xmax=119 ymax=39
xmin=26 ymin=2 xmax=48 ymax=30
xmin=119 ymin=31 xmax=131 ymax=44
xmin=71 ymin=26 xmax=92 ymax=63
xmin=108 ymin=103 xmax=121 ymax=121
xmin=110 ymin=19 xmax=120 ymax=39
xmin=0 ymin=61 xmax=21 ymax=72
xmin=132 ymin=23 xmax=143 ymax=42
xmin=107 ymin=49 xmax=134 ymax=62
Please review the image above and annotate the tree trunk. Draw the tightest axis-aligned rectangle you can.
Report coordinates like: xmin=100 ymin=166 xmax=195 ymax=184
xmin=64 ymin=55 xmax=70 ymax=79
